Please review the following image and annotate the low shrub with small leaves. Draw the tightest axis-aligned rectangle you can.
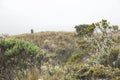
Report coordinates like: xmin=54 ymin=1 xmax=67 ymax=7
xmin=0 ymin=38 xmax=43 ymax=80
xmin=17 ymin=63 xmax=120 ymax=80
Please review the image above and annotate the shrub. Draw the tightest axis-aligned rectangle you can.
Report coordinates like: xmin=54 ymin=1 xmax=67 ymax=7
xmin=72 ymin=64 xmax=120 ymax=80
xmin=99 ymin=48 xmax=120 ymax=68
xmin=75 ymin=23 xmax=95 ymax=37
xmin=0 ymin=38 xmax=43 ymax=80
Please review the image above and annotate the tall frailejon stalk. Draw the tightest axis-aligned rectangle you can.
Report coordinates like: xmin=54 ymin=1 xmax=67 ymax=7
xmin=86 ymin=20 xmax=119 ymax=66
xmin=75 ymin=19 xmax=119 ymax=66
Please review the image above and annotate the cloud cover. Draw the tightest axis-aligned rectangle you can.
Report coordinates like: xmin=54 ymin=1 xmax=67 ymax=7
xmin=0 ymin=0 xmax=120 ymax=34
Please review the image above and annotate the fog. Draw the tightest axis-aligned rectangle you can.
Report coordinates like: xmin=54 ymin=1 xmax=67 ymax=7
xmin=0 ymin=0 xmax=120 ymax=35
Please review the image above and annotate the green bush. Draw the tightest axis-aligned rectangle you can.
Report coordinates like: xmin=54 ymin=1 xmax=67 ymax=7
xmin=75 ymin=23 xmax=95 ymax=37
xmin=99 ymin=48 xmax=120 ymax=68
xmin=0 ymin=38 xmax=43 ymax=80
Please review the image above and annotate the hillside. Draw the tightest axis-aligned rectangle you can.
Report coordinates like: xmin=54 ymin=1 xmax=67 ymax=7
xmin=11 ymin=32 xmax=84 ymax=62
xmin=0 ymin=30 xmax=120 ymax=80
xmin=11 ymin=31 xmax=120 ymax=63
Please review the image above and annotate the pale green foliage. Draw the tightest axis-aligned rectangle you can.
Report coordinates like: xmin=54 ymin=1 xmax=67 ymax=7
xmin=83 ymin=20 xmax=120 ymax=68
xmin=0 ymin=38 xmax=43 ymax=80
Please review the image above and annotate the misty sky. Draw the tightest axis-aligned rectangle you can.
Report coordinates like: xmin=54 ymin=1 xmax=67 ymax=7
xmin=0 ymin=0 xmax=120 ymax=35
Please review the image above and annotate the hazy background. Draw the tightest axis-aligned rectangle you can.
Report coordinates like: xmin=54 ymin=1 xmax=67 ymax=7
xmin=0 ymin=0 xmax=120 ymax=35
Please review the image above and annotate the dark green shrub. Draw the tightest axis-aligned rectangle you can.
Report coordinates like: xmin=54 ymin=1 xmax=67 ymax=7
xmin=75 ymin=23 xmax=95 ymax=37
xmin=99 ymin=48 xmax=120 ymax=68
xmin=0 ymin=38 xmax=43 ymax=80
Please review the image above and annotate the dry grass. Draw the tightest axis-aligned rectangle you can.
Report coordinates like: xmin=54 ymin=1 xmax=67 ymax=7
xmin=10 ymin=31 xmax=120 ymax=55
xmin=112 ymin=32 xmax=120 ymax=39
xmin=14 ymin=68 xmax=41 ymax=80
xmin=11 ymin=31 xmax=81 ymax=49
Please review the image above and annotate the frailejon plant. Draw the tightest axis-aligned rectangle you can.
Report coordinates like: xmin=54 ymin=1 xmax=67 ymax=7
xmin=75 ymin=19 xmax=120 ymax=68
xmin=0 ymin=38 xmax=44 ymax=80
xmin=89 ymin=20 xmax=119 ymax=67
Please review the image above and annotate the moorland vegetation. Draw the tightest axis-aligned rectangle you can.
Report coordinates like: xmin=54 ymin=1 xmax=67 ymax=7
xmin=0 ymin=19 xmax=120 ymax=80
